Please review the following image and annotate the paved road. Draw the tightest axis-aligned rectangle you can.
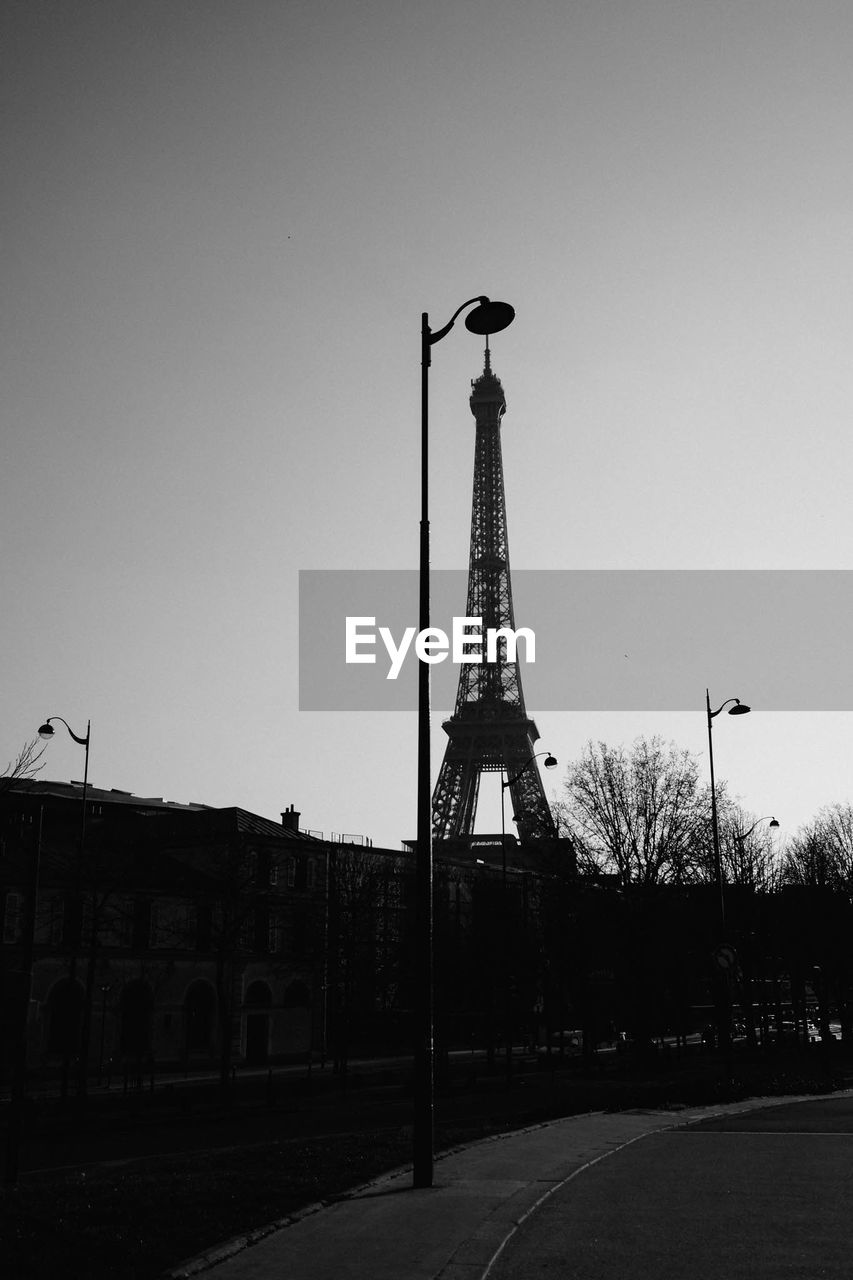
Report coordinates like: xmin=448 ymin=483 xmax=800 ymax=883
xmin=487 ymin=1096 xmax=853 ymax=1279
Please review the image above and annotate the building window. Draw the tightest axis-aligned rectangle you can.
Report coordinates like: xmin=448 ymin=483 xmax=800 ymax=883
xmin=196 ymin=903 xmax=211 ymax=951
xmin=245 ymin=849 xmax=258 ymax=884
xmin=238 ymin=911 xmax=255 ymax=952
xmin=3 ymin=891 xmax=22 ymax=944
xmin=37 ymin=894 xmax=65 ymax=946
xmin=179 ymin=902 xmax=198 ymax=949
xmin=132 ymin=899 xmax=152 ymax=951
xmin=306 ymin=858 xmax=316 ymax=890
xmin=268 ymin=913 xmax=284 ymax=953
xmin=149 ymin=901 xmax=161 ymax=948
xmin=269 ymin=858 xmax=279 ymax=887
xmin=101 ymin=896 xmax=133 ymax=949
xmin=286 ymin=857 xmax=296 ymax=889
xmin=80 ymin=895 xmax=94 ymax=947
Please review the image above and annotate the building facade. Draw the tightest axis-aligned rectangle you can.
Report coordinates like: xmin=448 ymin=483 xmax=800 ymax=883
xmin=0 ymin=781 xmax=401 ymax=1085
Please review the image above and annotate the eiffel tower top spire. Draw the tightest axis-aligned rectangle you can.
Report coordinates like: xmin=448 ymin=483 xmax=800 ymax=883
xmin=470 ymin=344 xmax=502 ymax=405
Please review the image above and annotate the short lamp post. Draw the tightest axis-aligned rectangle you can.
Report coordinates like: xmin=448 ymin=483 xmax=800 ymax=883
xmin=500 ymin=752 xmax=557 ymax=1086
xmin=415 ymin=295 xmax=515 ymax=1189
xmin=732 ymin=815 xmax=779 ymax=880
xmin=705 ymin=690 xmax=749 ymax=1065
xmin=37 ymin=716 xmax=91 ymax=856
xmin=38 ymin=715 xmax=91 ymax=1100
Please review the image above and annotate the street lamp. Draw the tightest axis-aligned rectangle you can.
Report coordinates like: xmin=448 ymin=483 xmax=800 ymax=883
xmin=705 ymin=690 xmax=749 ymax=1067
xmin=415 ymin=296 xmax=515 ymax=1189
xmin=38 ymin=716 xmax=91 ymax=828
xmin=38 ymin=715 xmax=91 ymax=1099
xmin=730 ymin=816 xmax=779 ymax=882
xmin=500 ymin=752 xmax=557 ymax=1085
xmin=705 ymin=692 xmax=749 ymax=937
xmin=736 ymin=816 xmax=780 ymax=840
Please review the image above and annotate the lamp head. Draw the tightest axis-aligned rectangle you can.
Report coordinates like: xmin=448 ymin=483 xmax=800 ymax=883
xmin=728 ymin=700 xmax=751 ymax=716
xmin=37 ymin=722 xmax=55 ymax=740
xmin=543 ymin=754 xmax=558 ymax=770
xmin=769 ymin=817 xmax=780 ymax=829
xmin=464 ymin=299 xmax=515 ymax=336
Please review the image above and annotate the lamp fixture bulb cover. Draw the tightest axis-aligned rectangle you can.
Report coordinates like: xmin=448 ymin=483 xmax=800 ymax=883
xmin=464 ymin=299 xmax=515 ymax=336
xmin=37 ymin=722 xmax=54 ymax=739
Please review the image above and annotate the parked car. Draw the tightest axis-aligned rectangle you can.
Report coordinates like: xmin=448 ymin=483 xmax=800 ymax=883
xmin=808 ymin=1021 xmax=841 ymax=1042
xmin=536 ymin=1029 xmax=584 ymax=1058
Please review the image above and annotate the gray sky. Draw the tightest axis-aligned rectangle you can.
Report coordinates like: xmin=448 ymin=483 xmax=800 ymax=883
xmin=4 ymin=0 xmax=853 ymax=848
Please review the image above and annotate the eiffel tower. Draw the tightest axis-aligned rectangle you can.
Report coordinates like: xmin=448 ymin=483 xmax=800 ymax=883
xmin=431 ymin=344 xmax=556 ymax=846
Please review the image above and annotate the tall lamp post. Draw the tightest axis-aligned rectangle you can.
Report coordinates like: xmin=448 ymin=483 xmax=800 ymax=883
xmin=415 ymin=295 xmax=515 ymax=1189
xmin=705 ymin=690 xmax=749 ymax=1064
xmin=500 ymin=752 xmax=557 ymax=1086
xmin=38 ymin=715 xmax=91 ymax=1099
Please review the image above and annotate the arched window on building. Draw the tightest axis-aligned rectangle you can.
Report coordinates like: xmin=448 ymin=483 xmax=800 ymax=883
xmin=119 ymin=980 xmax=153 ymax=1060
xmin=45 ymin=978 xmax=84 ymax=1058
xmin=184 ymin=981 xmax=216 ymax=1059
xmin=245 ymin=980 xmax=272 ymax=1066
xmin=281 ymin=979 xmax=312 ymax=1057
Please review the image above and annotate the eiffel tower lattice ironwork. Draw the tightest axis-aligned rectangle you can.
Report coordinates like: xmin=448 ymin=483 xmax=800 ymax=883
xmin=432 ymin=345 xmax=556 ymax=844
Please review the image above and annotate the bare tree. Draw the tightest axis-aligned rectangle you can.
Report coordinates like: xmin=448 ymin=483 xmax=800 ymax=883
xmin=562 ymin=737 xmax=707 ymax=887
xmin=812 ymin=803 xmax=853 ymax=890
xmin=782 ymin=804 xmax=853 ymax=891
xmin=0 ymin=738 xmax=46 ymax=796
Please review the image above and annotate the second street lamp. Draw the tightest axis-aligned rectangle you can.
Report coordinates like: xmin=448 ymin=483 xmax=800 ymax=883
xmin=705 ymin=691 xmax=750 ymax=939
xmin=705 ymin=690 xmax=749 ymax=1066
xmin=731 ymin=815 xmax=779 ymax=887
xmin=415 ymin=295 xmax=515 ymax=1189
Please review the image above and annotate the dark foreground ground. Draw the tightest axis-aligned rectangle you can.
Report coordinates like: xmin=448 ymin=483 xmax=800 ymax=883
xmin=2 ymin=1044 xmax=849 ymax=1280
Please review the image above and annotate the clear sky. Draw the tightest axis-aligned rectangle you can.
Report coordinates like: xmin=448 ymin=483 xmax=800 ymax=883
xmin=4 ymin=0 xmax=853 ymax=849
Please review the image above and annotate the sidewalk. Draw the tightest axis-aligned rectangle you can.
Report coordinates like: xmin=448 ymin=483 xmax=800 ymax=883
xmin=168 ymin=1092 xmax=826 ymax=1280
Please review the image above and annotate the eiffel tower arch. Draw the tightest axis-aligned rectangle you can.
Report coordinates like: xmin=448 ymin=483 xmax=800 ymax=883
xmin=431 ymin=346 xmax=557 ymax=846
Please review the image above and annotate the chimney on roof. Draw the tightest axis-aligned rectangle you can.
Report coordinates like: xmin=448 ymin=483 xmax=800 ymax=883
xmin=281 ymin=804 xmax=301 ymax=833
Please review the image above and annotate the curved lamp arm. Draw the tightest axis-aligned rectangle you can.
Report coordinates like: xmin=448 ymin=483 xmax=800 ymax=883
xmin=707 ymin=693 xmax=751 ymax=720
xmin=426 ymin=295 xmax=491 ymax=348
xmin=504 ymin=751 xmax=558 ymax=790
xmin=38 ymin=716 xmax=90 ymax=748
xmin=735 ymin=815 xmax=779 ymax=842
